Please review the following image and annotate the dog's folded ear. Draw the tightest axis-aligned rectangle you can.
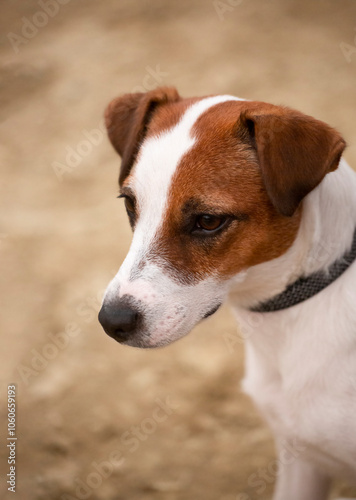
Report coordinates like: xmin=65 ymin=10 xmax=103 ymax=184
xmin=105 ymin=86 xmax=180 ymax=184
xmin=240 ymin=106 xmax=346 ymax=216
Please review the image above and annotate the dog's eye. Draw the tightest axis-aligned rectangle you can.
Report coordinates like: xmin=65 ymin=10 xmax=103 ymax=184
xmin=124 ymin=197 xmax=135 ymax=215
xmin=195 ymin=214 xmax=225 ymax=232
xmin=118 ymin=194 xmax=136 ymax=227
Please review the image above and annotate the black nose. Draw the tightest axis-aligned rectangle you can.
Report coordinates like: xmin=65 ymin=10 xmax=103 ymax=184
xmin=98 ymin=304 xmax=139 ymax=343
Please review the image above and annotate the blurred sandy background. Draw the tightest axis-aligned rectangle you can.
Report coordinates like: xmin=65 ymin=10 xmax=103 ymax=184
xmin=1 ymin=1 xmax=356 ymax=499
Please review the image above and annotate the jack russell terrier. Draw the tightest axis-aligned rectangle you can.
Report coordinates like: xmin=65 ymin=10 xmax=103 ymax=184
xmin=98 ymin=87 xmax=356 ymax=500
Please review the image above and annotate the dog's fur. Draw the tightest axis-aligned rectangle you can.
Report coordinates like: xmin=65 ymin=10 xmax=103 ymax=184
xmin=100 ymin=87 xmax=356 ymax=499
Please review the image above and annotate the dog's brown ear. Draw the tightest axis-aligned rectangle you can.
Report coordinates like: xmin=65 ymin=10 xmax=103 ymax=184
xmin=240 ymin=106 xmax=346 ymax=216
xmin=105 ymin=86 xmax=180 ymax=184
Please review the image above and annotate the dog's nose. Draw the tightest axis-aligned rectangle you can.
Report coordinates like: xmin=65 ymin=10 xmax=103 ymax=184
xmin=98 ymin=304 xmax=139 ymax=343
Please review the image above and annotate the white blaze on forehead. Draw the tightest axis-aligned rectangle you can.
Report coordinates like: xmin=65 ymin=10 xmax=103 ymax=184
xmin=118 ymin=95 xmax=243 ymax=278
xmin=133 ymin=95 xmax=242 ymax=226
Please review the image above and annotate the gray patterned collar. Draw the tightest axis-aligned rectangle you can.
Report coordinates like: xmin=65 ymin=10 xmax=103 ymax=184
xmin=250 ymin=227 xmax=356 ymax=313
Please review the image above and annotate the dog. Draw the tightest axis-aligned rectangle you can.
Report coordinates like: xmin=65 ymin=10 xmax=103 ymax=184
xmin=98 ymin=87 xmax=356 ymax=500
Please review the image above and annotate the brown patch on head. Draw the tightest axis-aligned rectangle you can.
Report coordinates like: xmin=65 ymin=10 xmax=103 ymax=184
xmin=149 ymin=99 xmax=345 ymax=283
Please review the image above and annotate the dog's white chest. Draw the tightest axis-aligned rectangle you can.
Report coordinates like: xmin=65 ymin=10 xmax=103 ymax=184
xmin=233 ymin=286 xmax=356 ymax=484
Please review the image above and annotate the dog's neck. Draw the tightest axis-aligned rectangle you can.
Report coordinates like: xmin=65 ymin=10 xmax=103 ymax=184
xmin=228 ymin=159 xmax=356 ymax=310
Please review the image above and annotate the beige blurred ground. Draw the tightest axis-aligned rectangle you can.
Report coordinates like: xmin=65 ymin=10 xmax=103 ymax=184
xmin=1 ymin=1 xmax=356 ymax=499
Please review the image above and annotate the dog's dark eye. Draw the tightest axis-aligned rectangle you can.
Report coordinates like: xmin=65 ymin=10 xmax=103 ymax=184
xmin=118 ymin=194 xmax=136 ymax=227
xmin=195 ymin=214 xmax=225 ymax=232
xmin=124 ymin=197 xmax=135 ymax=215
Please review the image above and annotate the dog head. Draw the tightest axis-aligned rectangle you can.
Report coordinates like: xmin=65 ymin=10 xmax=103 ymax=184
xmin=98 ymin=87 xmax=345 ymax=348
